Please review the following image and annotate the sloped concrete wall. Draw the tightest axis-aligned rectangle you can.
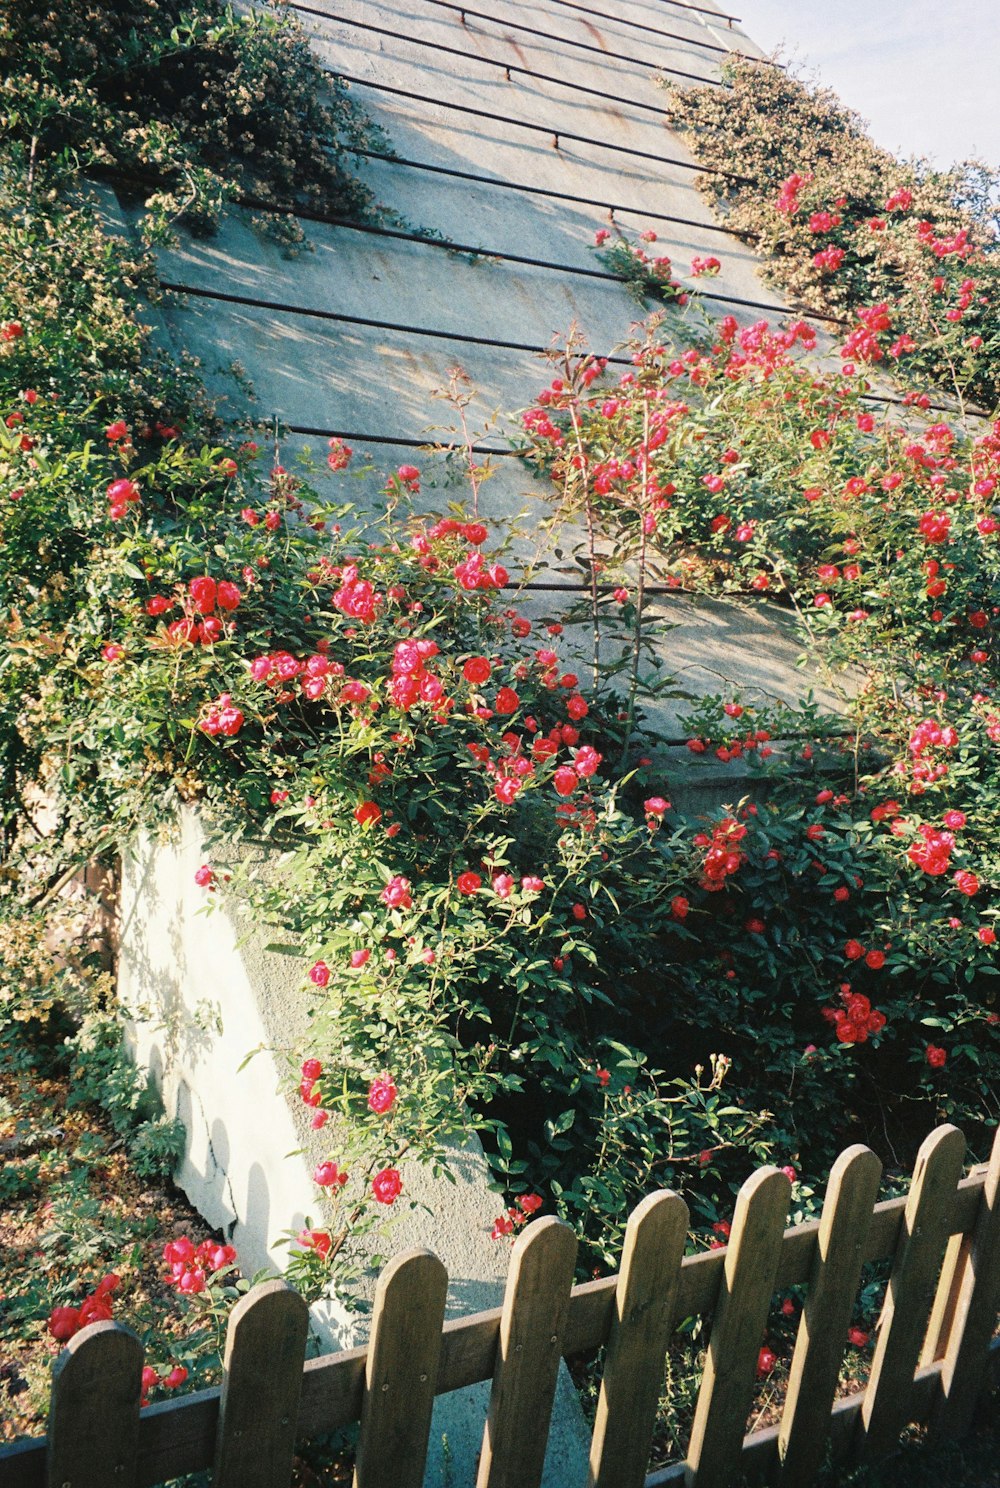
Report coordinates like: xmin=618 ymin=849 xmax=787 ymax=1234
xmin=119 ymin=809 xmax=590 ymax=1484
xmin=118 ymin=0 xmax=825 ymax=555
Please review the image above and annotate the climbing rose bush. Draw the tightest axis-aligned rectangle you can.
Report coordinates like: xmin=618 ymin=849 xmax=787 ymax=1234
xmin=518 ymin=304 xmax=1000 ymax=1180
xmin=3 ymin=52 xmax=999 ymax=1315
xmin=661 ymin=53 xmax=1000 ymax=409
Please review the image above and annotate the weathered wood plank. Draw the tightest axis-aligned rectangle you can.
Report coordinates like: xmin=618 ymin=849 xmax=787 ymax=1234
xmin=46 ymin=1320 xmax=144 ymax=1488
xmin=920 ymin=1230 xmax=968 ymax=1366
xmin=2 ymin=1167 xmax=988 ymax=1488
xmin=212 ymin=1280 xmax=309 ymax=1488
xmin=476 ymin=1217 xmax=578 ymax=1488
xmin=777 ymin=1144 xmax=882 ymax=1487
xmin=353 ymin=1249 xmax=448 ymax=1488
xmin=589 ymin=1191 xmax=690 ymax=1488
xmin=931 ymin=1123 xmax=1000 ymax=1437
xmin=859 ymin=1124 xmax=967 ymax=1463
xmin=684 ymin=1167 xmax=792 ymax=1488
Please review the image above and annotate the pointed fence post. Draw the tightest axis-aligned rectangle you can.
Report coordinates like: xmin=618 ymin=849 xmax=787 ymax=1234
xmin=684 ymin=1167 xmax=791 ymax=1488
xmin=212 ymin=1279 xmax=310 ymax=1488
xmin=858 ymin=1124 xmax=966 ymax=1463
xmin=589 ymin=1191 xmax=690 ymax=1488
xmin=353 ymin=1248 xmax=449 ymax=1488
xmin=930 ymin=1124 xmax=1000 ymax=1438
xmin=47 ymin=1320 xmax=144 ymax=1488
xmin=777 ymin=1144 xmax=882 ymax=1487
xmin=476 ymin=1216 xmax=578 ymax=1488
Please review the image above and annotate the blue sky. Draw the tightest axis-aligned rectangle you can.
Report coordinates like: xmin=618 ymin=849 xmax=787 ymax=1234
xmin=732 ymin=0 xmax=1000 ymax=169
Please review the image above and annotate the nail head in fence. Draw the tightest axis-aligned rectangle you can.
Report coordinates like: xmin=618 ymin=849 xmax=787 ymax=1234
xmin=858 ymin=1123 xmax=967 ymax=1463
xmin=777 ymin=1144 xmax=882 ymax=1487
xmin=476 ymin=1215 xmax=578 ymax=1488
xmin=931 ymin=1123 xmax=1000 ymax=1438
xmin=353 ymin=1248 xmax=449 ymax=1488
xmin=684 ymin=1166 xmax=792 ymax=1488
xmin=46 ymin=1319 xmax=143 ymax=1488
xmin=212 ymin=1278 xmax=309 ymax=1488
xmin=588 ymin=1190 xmax=690 ymax=1488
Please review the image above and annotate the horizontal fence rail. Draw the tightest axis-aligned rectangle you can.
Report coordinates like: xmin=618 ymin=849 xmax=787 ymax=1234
xmin=3 ymin=1124 xmax=998 ymax=1488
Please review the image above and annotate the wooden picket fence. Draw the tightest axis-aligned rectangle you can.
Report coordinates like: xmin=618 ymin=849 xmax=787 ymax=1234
xmin=3 ymin=1122 xmax=1000 ymax=1488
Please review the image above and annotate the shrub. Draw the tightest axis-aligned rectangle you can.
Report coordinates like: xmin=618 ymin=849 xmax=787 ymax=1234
xmin=661 ymin=56 xmax=1000 ymax=409
xmin=0 ymin=0 xmax=388 ymax=242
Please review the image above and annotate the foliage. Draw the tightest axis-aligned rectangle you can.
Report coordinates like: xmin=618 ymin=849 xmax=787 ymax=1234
xmin=590 ymin=227 xmax=693 ymax=307
xmin=1 ymin=0 xmax=998 ymax=1397
xmin=0 ymin=1018 xmax=233 ymax=1436
xmin=0 ymin=0 xmax=389 ymax=244
xmin=662 ymin=56 xmax=1000 ymax=409
xmin=519 ymin=308 xmax=1000 ymax=1175
xmin=66 ymin=1013 xmax=185 ymax=1175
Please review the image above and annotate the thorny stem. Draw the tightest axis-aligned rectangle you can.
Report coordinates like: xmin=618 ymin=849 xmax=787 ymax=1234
xmin=455 ymin=388 xmax=480 ymax=519
xmin=620 ymin=394 xmax=652 ymax=763
xmin=325 ymin=1140 xmax=412 ymax=1267
xmin=24 ymin=135 xmax=37 ymax=224
xmin=566 ymin=384 xmax=602 ymax=695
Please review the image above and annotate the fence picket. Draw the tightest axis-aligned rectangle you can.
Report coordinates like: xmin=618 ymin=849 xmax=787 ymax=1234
xmin=920 ymin=1230 xmax=968 ymax=1366
xmin=212 ymin=1278 xmax=309 ymax=1488
xmin=353 ymin=1248 xmax=449 ymax=1488
xmin=777 ymin=1144 xmax=882 ymax=1487
xmin=476 ymin=1216 xmax=578 ymax=1488
xmin=930 ymin=1123 xmax=1000 ymax=1437
xmin=858 ymin=1124 xmax=967 ymax=1462
xmin=46 ymin=1319 xmax=143 ymax=1488
xmin=588 ymin=1190 xmax=689 ymax=1488
xmin=684 ymin=1167 xmax=791 ymax=1488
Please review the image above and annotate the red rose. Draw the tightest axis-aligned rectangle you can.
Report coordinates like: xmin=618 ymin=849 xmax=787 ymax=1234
xmin=372 ymin=1167 xmax=403 ymax=1205
xmin=457 ymin=871 xmax=482 ymax=895
xmin=368 ymin=1075 xmax=398 ymax=1114
xmin=314 ymin=1161 xmax=348 ymax=1187
xmin=297 ymin=1229 xmax=332 ymax=1259
xmin=463 ymin=656 xmax=491 ymax=685
xmin=189 ymin=576 xmax=217 ymax=614
xmin=48 ymin=1306 xmax=81 ymax=1341
xmin=216 ymin=581 xmax=241 ymax=611
xmin=757 ymin=1347 xmax=777 ymax=1377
